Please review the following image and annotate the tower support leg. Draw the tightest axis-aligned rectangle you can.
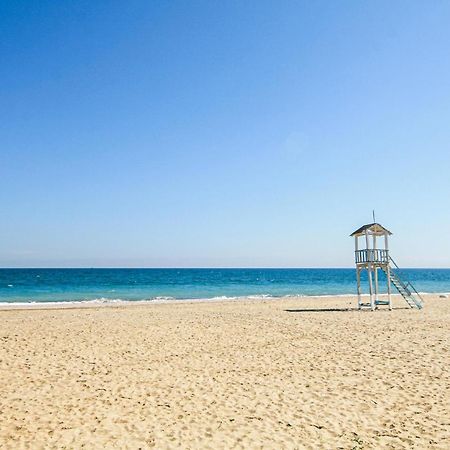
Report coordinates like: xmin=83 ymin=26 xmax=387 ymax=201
xmin=387 ymin=264 xmax=392 ymax=310
xmin=374 ymin=266 xmax=379 ymax=307
xmin=368 ymin=264 xmax=375 ymax=311
xmin=356 ymin=266 xmax=362 ymax=309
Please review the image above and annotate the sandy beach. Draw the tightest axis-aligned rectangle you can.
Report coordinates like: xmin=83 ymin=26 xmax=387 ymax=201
xmin=0 ymin=294 xmax=448 ymax=449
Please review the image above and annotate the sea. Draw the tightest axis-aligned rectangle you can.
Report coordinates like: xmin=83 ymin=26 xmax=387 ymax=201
xmin=0 ymin=268 xmax=449 ymax=305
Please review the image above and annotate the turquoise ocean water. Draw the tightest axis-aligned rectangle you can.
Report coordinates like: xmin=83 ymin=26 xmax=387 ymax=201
xmin=0 ymin=268 xmax=449 ymax=304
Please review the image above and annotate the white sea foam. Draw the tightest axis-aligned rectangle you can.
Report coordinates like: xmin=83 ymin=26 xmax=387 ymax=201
xmin=0 ymin=292 xmax=445 ymax=310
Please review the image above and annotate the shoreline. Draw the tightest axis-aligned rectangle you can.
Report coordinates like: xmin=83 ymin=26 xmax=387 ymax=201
xmin=0 ymin=292 xmax=447 ymax=311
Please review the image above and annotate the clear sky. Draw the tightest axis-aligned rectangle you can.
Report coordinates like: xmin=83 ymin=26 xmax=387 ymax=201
xmin=1 ymin=1 xmax=450 ymax=268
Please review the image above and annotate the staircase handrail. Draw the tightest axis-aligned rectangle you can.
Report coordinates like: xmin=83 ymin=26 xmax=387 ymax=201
xmin=389 ymin=256 xmax=424 ymax=306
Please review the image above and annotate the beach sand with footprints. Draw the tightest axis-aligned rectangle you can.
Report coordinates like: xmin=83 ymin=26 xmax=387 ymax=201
xmin=0 ymin=294 xmax=448 ymax=449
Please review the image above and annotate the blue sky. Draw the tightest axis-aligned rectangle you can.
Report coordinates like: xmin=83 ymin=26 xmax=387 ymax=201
xmin=1 ymin=1 xmax=450 ymax=267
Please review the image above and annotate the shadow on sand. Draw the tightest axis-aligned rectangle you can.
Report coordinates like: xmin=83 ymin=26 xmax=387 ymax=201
xmin=284 ymin=308 xmax=356 ymax=313
xmin=284 ymin=307 xmax=410 ymax=313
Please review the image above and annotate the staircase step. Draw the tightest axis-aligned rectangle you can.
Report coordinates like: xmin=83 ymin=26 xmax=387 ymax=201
xmin=381 ymin=260 xmax=423 ymax=309
xmin=375 ymin=300 xmax=390 ymax=306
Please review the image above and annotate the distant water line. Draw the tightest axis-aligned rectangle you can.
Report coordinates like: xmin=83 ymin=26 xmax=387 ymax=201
xmin=0 ymin=268 xmax=450 ymax=304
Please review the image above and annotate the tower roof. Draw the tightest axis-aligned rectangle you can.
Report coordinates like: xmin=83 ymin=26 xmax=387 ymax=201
xmin=350 ymin=223 xmax=392 ymax=237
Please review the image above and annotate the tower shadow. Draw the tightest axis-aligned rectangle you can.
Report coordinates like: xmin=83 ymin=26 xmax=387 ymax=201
xmin=284 ymin=306 xmax=410 ymax=313
xmin=284 ymin=307 xmax=357 ymax=313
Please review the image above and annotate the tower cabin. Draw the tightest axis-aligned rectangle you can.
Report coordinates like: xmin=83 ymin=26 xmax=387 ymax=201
xmin=350 ymin=223 xmax=424 ymax=310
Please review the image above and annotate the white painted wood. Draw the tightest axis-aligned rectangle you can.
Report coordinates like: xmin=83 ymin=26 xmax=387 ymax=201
xmin=374 ymin=266 xmax=379 ymax=302
xmin=356 ymin=267 xmax=362 ymax=309
xmin=368 ymin=263 xmax=375 ymax=310
xmin=365 ymin=229 xmax=375 ymax=310
xmin=353 ymin=225 xmax=396 ymax=311
xmin=372 ymin=233 xmax=379 ymax=303
xmin=387 ymin=264 xmax=392 ymax=310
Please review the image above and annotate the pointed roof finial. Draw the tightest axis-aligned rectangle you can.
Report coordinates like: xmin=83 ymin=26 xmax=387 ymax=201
xmin=372 ymin=209 xmax=376 ymax=223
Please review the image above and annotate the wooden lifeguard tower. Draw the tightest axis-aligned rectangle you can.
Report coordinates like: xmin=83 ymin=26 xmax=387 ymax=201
xmin=351 ymin=223 xmax=423 ymax=310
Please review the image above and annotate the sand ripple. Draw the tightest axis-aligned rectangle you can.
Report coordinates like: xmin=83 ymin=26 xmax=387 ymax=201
xmin=0 ymin=294 xmax=449 ymax=448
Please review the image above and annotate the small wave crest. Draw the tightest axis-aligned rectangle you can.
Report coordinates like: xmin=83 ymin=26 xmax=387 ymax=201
xmin=0 ymin=292 xmax=444 ymax=309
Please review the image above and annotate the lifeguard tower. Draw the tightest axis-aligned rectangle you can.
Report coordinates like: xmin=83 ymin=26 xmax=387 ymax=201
xmin=351 ymin=223 xmax=423 ymax=310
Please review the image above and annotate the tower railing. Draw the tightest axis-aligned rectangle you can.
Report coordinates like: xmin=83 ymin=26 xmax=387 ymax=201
xmin=355 ymin=249 xmax=389 ymax=264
